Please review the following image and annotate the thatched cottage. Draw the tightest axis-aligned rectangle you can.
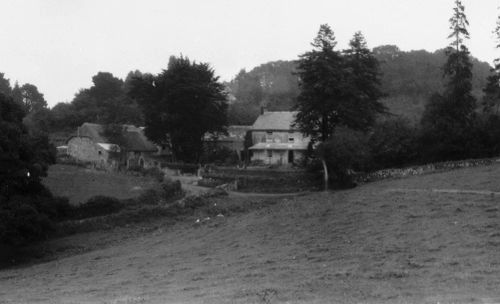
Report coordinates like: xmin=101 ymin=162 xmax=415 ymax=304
xmin=67 ymin=123 xmax=159 ymax=170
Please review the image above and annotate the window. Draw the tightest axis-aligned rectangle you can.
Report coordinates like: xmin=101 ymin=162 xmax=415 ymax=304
xmin=98 ymin=151 xmax=102 ymax=155
xmin=267 ymin=150 xmax=272 ymax=158
xmin=288 ymin=137 xmax=295 ymax=142
xmin=266 ymin=131 xmax=273 ymax=135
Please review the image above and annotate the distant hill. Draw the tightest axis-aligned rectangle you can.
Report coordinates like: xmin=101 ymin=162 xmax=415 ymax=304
xmin=373 ymin=45 xmax=491 ymax=122
xmin=226 ymin=46 xmax=492 ymax=124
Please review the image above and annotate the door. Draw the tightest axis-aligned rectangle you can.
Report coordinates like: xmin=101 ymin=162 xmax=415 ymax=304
xmin=288 ymin=150 xmax=294 ymax=164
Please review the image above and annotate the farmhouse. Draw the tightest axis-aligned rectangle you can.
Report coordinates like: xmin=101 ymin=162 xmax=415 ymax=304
xmin=67 ymin=123 xmax=159 ymax=170
xmin=249 ymin=110 xmax=310 ymax=166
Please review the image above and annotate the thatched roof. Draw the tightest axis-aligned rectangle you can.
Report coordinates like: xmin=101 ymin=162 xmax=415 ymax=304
xmin=74 ymin=123 xmax=157 ymax=152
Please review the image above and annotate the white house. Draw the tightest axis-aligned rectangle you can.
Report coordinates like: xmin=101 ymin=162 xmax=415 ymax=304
xmin=249 ymin=111 xmax=310 ymax=166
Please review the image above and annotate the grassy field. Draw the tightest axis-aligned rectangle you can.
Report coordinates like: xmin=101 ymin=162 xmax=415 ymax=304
xmin=3 ymin=163 xmax=500 ymax=303
xmin=42 ymin=164 xmax=158 ymax=205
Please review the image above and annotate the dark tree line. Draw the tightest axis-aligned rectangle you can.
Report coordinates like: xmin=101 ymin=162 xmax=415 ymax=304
xmin=48 ymin=71 xmax=144 ymax=132
xmin=128 ymin=56 xmax=228 ymax=162
xmin=293 ymin=2 xmax=500 ymax=189
xmin=0 ymin=92 xmax=68 ymax=253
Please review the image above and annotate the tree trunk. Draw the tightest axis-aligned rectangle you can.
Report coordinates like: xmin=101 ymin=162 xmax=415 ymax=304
xmin=321 ymin=158 xmax=329 ymax=191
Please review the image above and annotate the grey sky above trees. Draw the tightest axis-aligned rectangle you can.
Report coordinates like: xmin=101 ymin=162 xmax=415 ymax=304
xmin=0 ymin=0 xmax=498 ymax=107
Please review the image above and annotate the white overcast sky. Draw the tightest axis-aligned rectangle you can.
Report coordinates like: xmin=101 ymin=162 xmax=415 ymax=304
xmin=0 ymin=0 xmax=499 ymax=107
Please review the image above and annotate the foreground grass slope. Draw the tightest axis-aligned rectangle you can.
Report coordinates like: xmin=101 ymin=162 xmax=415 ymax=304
xmin=3 ymin=164 xmax=500 ymax=303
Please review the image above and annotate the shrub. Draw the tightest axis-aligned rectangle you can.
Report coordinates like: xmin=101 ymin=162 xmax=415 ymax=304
xmin=136 ymin=179 xmax=183 ymax=205
xmin=160 ymin=179 xmax=183 ymax=199
xmin=73 ymin=196 xmax=124 ymax=219
xmin=0 ymin=201 xmax=52 ymax=247
xmin=316 ymin=127 xmax=370 ymax=188
xmin=368 ymin=118 xmax=419 ymax=170
xmin=141 ymin=167 xmax=164 ymax=182
xmin=35 ymin=195 xmax=73 ymax=221
xmin=201 ymin=145 xmax=239 ymax=166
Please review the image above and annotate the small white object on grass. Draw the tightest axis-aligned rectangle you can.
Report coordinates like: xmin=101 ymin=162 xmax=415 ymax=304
xmin=195 ymin=219 xmax=200 ymax=223
xmin=217 ymin=213 xmax=224 ymax=217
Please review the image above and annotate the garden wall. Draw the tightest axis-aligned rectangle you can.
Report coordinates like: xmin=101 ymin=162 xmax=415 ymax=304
xmin=354 ymin=158 xmax=497 ymax=183
xmin=200 ymin=167 xmax=321 ymax=193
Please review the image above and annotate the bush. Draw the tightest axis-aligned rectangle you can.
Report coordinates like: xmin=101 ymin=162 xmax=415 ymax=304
xmin=73 ymin=196 xmax=124 ymax=219
xmin=136 ymin=179 xmax=183 ymax=205
xmin=141 ymin=167 xmax=164 ymax=182
xmin=201 ymin=145 xmax=239 ymax=166
xmin=316 ymin=127 xmax=370 ymax=188
xmin=0 ymin=201 xmax=52 ymax=247
xmin=0 ymin=189 xmax=70 ymax=249
xmin=368 ymin=118 xmax=419 ymax=170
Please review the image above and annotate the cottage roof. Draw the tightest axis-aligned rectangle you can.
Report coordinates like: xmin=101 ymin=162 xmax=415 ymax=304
xmin=78 ymin=123 xmax=106 ymax=142
xmin=252 ymin=111 xmax=298 ymax=131
xmin=122 ymin=131 xmax=157 ymax=152
xmin=75 ymin=123 xmax=157 ymax=152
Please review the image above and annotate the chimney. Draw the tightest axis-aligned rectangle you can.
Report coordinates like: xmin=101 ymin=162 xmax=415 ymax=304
xmin=261 ymin=106 xmax=265 ymax=115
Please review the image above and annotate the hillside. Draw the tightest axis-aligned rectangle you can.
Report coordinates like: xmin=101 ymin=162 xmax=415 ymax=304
xmin=2 ymin=164 xmax=500 ymax=303
xmin=227 ymin=46 xmax=491 ymax=124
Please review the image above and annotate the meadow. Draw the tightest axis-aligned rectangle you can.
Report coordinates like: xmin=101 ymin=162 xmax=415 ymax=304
xmin=42 ymin=164 xmax=158 ymax=205
xmin=2 ymin=163 xmax=500 ymax=303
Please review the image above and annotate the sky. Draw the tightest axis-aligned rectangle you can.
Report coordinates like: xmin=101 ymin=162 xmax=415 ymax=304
xmin=0 ymin=0 xmax=499 ymax=107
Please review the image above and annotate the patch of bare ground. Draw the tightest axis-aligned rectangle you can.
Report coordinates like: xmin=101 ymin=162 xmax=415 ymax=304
xmin=3 ymin=164 xmax=500 ymax=303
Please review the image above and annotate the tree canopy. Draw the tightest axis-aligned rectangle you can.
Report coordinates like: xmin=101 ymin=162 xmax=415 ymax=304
xmin=48 ymin=71 xmax=144 ymax=131
xmin=128 ymin=56 xmax=228 ymax=162
xmin=294 ymin=24 xmax=385 ymax=142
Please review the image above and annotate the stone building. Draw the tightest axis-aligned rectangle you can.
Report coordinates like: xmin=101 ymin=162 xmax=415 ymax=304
xmin=249 ymin=111 xmax=310 ymax=166
xmin=67 ymin=123 xmax=158 ymax=170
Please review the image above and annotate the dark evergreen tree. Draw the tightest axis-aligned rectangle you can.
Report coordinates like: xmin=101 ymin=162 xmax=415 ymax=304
xmin=294 ymin=24 xmax=348 ymax=142
xmin=482 ymin=12 xmax=500 ymax=114
xmin=128 ymin=56 xmax=228 ymax=162
xmin=0 ymin=93 xmax=64 ymax=250
xmin=420 ymin=0 xmax=476 ymax=161
xmin=343 ymin=31 xmax=386 ymax=130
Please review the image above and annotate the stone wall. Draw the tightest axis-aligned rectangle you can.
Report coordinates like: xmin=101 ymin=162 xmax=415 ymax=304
xmin=354 ymin=158 xmax=497 ymax=184
xmin=201 ymin=167 xmax=321 ymax=192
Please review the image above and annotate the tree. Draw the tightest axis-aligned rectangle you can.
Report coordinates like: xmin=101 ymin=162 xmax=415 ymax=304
xmin=343 ymin=32 xmax=386 ymax=130
xmin=482 ymin=11 xmax=500 ymax=114
xmin=420 ymin=0 xmax=476 ymax=161
xmin=294 ymin=25 xmax=385 ymax=143
xmin=294 ymin=24 xmax=347 ymax=143
xmin=19 ymin=83 xmax=47 ymax=113
xmin=0 ymin=93 xmax=62 ymax=250
xmin=294 ymin=25 xmax=385 ymax=189
xmin=129 ymin=56 xmax=228 ymax=162
xmin=316 ymin=128 xmax=370 ymax=189
xmin=54 ymin=72 xmax=144 ymax=130
xmin=0 ymin=73 xmax=12 ymax=96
